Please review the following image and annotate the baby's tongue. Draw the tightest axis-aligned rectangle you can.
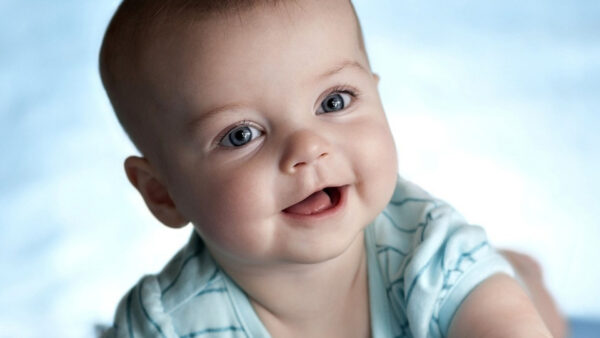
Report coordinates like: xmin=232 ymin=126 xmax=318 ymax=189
xmin=284 ymin=190 xmax=332 ymax=215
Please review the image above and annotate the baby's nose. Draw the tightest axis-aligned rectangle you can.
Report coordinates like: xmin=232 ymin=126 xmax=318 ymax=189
xmin=279 ymin=130 xmax=331 ymax=174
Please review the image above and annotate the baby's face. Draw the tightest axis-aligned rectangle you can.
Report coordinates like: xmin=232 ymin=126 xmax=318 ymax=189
xmin=144 ymin=0 xmax=398 ymax=267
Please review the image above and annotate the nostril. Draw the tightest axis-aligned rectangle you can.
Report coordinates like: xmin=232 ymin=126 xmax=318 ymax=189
xmin=293 ymin=153 xmax=326 ymax=168
xmin=293 ymin=161 xmax=306 ymax=168
xmin=286 ymin=151 xmax=329 ymax=172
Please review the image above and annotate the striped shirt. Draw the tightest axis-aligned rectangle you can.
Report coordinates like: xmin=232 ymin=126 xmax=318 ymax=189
xmin=103 ymin=177 xmax=513 ymax=338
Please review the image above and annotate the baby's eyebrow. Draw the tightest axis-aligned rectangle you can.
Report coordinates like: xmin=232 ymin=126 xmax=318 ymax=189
xmin=184 ymin=103 xmax=245 ymax=134
xmin=316 ymin=59 xmax=370 ymax=81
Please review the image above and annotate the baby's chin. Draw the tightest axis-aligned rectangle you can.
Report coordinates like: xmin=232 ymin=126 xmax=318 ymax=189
xmin=197 ymin=217 xmax=367 ymax=268
xmin=271 ymin=229 xmax=367 ymax=266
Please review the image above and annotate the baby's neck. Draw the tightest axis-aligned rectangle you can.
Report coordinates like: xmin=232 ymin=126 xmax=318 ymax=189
xmin=222 ymin=232 xmax=371 ymax=338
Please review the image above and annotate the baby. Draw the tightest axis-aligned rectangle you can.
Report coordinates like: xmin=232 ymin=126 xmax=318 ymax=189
xmin=99 ymin=0 xmax=563 ymax=337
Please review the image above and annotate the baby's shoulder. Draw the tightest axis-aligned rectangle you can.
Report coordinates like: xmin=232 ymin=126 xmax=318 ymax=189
xmin=105 ymin=233 xmax=247 ymax=337
xmin=372 ymin=177 xmax=454 ymax=247
xmin=368 ymin=177 xmax=514 ymax=337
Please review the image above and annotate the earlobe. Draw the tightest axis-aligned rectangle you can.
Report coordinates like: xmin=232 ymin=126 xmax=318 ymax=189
xmin=124 ymin=156 xmax=189 ymax=228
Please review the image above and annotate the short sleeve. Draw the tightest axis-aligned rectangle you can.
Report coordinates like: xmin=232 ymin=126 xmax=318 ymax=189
xmin=371 ymin=178 xmax=514 ymax=338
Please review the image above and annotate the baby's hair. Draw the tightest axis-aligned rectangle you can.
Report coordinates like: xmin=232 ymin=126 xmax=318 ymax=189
xmin=99 ymin=0 xmax=366 ymax=156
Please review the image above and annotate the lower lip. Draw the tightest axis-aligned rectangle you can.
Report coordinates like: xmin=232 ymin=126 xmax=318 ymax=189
xmin=282 ymin=185 xmax=349 ymax=221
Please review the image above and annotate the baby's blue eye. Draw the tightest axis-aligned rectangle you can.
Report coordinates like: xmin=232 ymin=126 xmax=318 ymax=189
xmin=318 ymin=92 xmax=352 ymax=114
xmin=220 ymin=125 xmax=262 ymax=147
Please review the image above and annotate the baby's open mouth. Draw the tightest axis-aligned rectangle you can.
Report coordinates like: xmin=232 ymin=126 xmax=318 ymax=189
xmin=282 ymin=187 xmax=342 ymax=216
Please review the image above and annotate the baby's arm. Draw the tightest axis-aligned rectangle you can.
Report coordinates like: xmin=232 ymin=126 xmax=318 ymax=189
xmin=447 ymin=273 xmax=552 ymax=338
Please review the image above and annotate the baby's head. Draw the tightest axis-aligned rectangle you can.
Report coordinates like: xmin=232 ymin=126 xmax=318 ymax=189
xmin=100 ymin=0 xmax=398 ymax=269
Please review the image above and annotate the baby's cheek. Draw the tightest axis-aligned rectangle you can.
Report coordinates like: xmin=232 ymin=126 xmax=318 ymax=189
xmin=359 ymin=121 xmax=396 ymax=170
xmin=192 ymin=199 xmax=258 ymax=256
xmin=355 ymin=120 xmax=397 ymax=207
xmin=200 ymin=173 xmax=271 ymax=229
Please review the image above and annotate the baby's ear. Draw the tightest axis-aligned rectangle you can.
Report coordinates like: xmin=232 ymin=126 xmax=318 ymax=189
xmin=124 ymin=156 xmax=188 ymax=228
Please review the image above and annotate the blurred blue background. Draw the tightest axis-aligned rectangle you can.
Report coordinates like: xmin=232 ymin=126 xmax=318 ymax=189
xmin=1 ymin=0 xmax=598 ymax=336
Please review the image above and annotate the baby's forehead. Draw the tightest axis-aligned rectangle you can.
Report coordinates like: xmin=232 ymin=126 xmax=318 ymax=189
xmin=141 ymin=0 xmax=364 ymax=61
xmin=144 ymin=1 xmax=366 ymax=105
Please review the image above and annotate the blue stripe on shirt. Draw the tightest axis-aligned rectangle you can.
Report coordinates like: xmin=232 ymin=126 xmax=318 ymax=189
xmin=376 ymin=244 xmax=408 ymax=256
xmin=139 ymin=279 xmax=167 ymax=337
xmin=179 ymin=325 xmax=245 ymax=338
xmin=126 ymin=289 xmax=134 ymax=338
xmin=381 ymin=210 xmax=418 ymax=233
xmin=194 ymin=287 xmax=226 ymax=298
xmin=161 ymin=248 xmax=203 ymax=296
xmin=389 ymin=197 xmax=438 ymax=207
